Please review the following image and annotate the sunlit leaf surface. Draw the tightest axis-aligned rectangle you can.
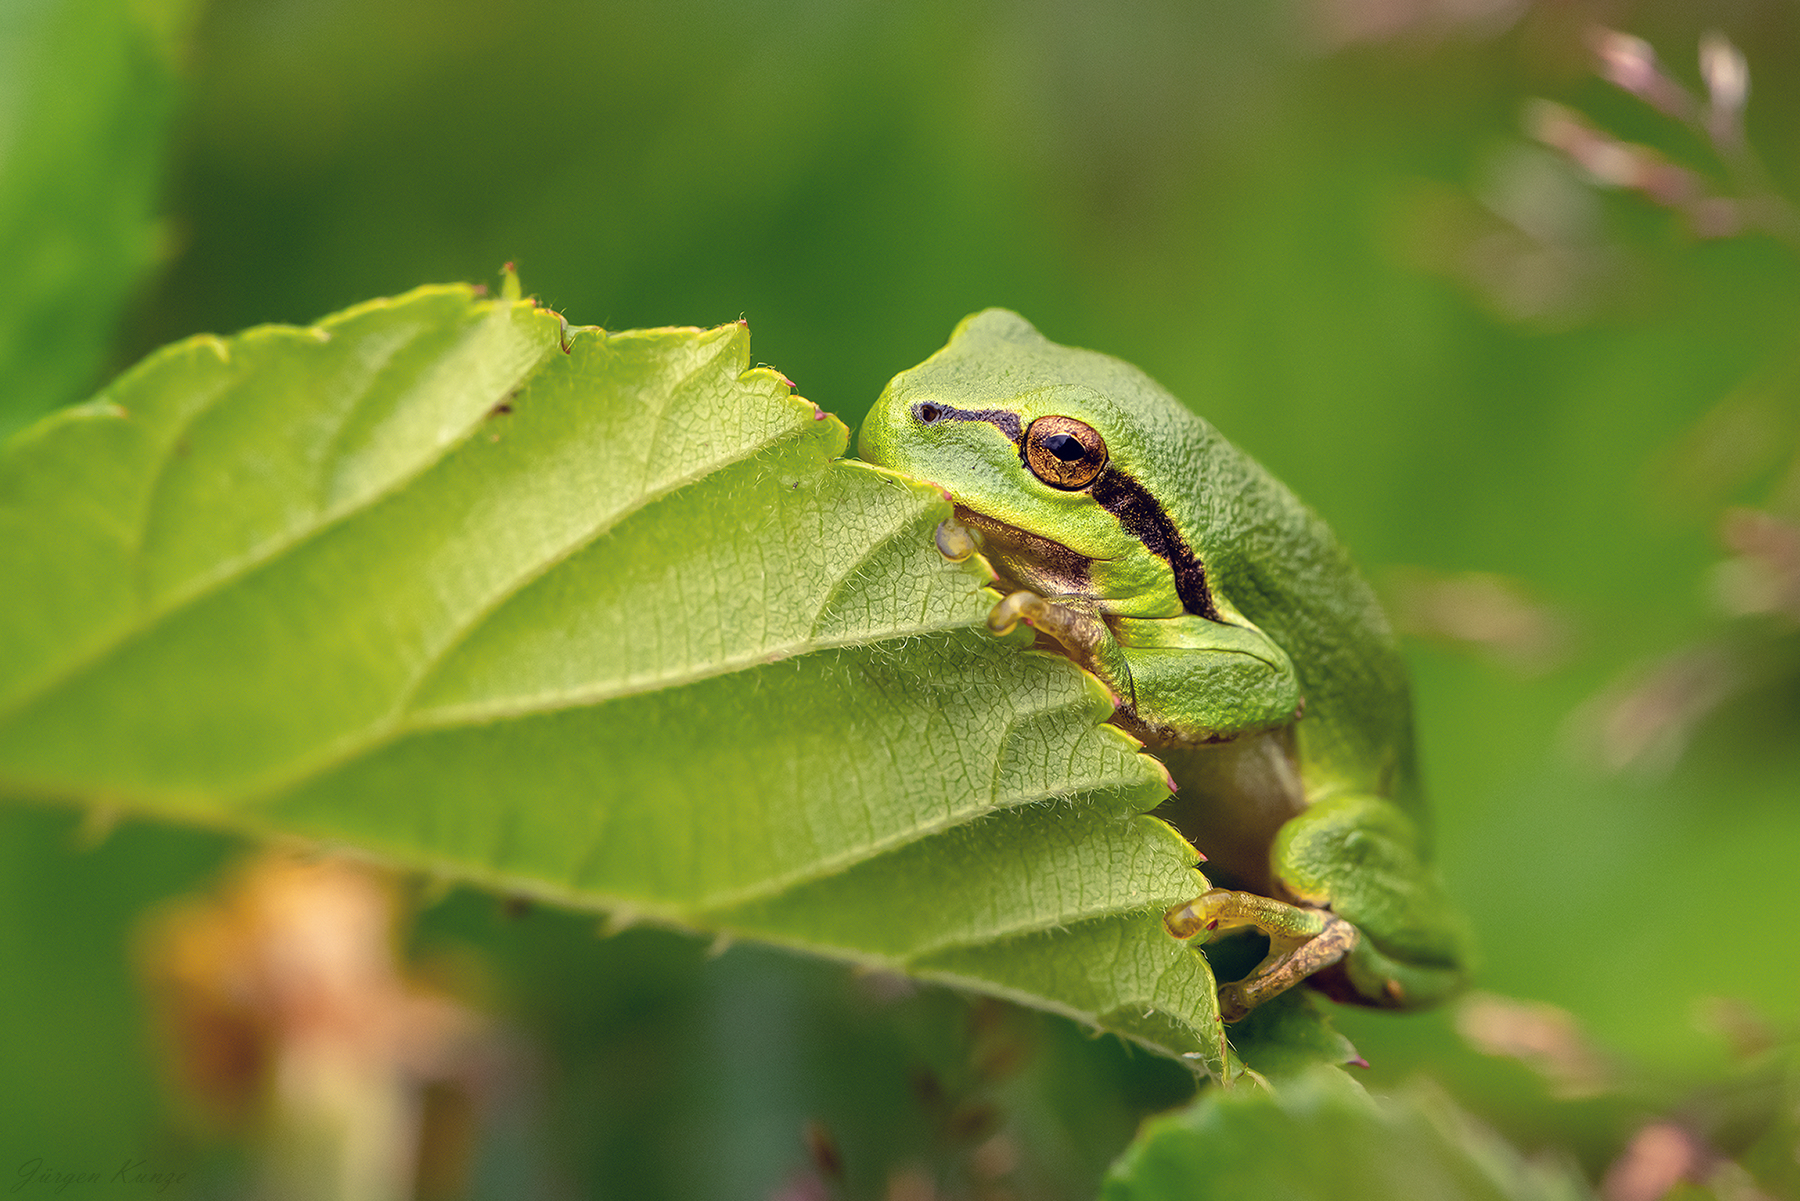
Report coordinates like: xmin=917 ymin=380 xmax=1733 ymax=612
xmin=0 ymin=284 xmax=1233 ymax=1072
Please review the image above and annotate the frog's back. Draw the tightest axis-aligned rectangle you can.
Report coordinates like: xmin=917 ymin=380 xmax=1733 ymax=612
xmin=1167 ymin=416 xmax=1422 ymax=814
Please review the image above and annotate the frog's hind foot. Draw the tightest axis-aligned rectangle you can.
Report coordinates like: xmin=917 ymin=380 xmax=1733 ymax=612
xmin=1164 ymin=889 xmax=1357 ymax=1022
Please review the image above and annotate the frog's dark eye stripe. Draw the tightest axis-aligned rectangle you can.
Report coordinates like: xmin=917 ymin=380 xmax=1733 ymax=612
xmin=910 ymin=401 xmax=1022 ymax=443
xmin=1090 ymin=468 xmax=1223 ymax=623
xmin=1019 ymin=414 xmax=1219 ymax=619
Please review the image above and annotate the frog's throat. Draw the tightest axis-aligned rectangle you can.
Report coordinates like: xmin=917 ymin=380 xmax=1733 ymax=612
xmin=952 ymin=504 xmax=1094 ymax=600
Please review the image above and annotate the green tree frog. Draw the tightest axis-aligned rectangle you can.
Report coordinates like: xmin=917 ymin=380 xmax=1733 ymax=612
xmin=858 ymin=311 xmax=1467 ymax=1021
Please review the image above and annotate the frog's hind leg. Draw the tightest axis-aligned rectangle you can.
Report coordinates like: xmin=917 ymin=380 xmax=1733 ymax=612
xmin=1164 ymin=890 xmax=1357 ymax=1021
xmin=1166 ymin=794 xmax=1469 ymax=1019
xmin=1270 ymin=794 xmax=1467 ymax=1011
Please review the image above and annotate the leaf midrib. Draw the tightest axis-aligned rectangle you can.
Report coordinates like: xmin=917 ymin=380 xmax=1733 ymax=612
xmin=0 ymin=429 xmax=979 ymax=814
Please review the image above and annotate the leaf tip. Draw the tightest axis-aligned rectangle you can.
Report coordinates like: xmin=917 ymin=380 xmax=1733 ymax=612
xmin=499 ymin=262 xmax=522 ymax=301
xmin=1152 ymin=756 xmax=1178 ymax=795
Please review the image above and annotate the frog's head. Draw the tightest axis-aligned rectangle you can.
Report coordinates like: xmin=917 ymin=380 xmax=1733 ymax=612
xmin=859 ymin=309 xmax=1228 ymax=621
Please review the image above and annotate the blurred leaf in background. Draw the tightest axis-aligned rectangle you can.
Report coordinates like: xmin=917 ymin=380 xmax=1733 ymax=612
xmin=0 ymin=0 xmax=200 ymax=437
xmin=1103 ymin=1065 xmax=1593 ymax=1201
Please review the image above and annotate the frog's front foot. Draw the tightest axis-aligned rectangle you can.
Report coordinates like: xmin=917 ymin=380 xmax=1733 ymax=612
xmin=986 ymin=589 xmax=1108 ymax=653
xmin=985 ymin=589 xmax=1133 ymax=698
xmin=1164 ymin=889 xmax=1357 ymax=1022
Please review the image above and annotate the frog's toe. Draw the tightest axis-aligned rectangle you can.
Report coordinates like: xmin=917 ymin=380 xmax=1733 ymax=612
xmin=986 ymin=589 xmax=1047 ymax=635
xmin=1216 ymin=982 xmax=1252 ymax=1024
xmin=934 ymin=517 xmax=980 ymax=562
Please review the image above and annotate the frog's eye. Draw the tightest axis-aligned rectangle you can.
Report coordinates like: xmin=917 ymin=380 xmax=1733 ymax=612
xmin=1024 ymin=416 xmax=1108 ymax=490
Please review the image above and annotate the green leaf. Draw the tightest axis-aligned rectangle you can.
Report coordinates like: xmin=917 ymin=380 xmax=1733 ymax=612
xmin=1223 ymin=988 xmax=1365 ymax=1080
xmin=1104 ymin=1066 xmax=1595 ymax=1201
xmin=0 ymin=283 xmax=1232 ymax=1074
xmin=0 ymin=0 xmax=201 ymax=436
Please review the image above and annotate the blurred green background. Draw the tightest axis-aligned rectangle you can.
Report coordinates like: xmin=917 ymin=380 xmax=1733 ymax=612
xmin=5 ymin=0 xmax=1799 ymax=1196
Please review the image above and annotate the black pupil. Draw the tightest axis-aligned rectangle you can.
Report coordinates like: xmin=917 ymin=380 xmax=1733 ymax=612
xmin=1042 ymin=433 xmax=1086 ymax=461
xmin=917 ymin=403 xmax=944 ymax=423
